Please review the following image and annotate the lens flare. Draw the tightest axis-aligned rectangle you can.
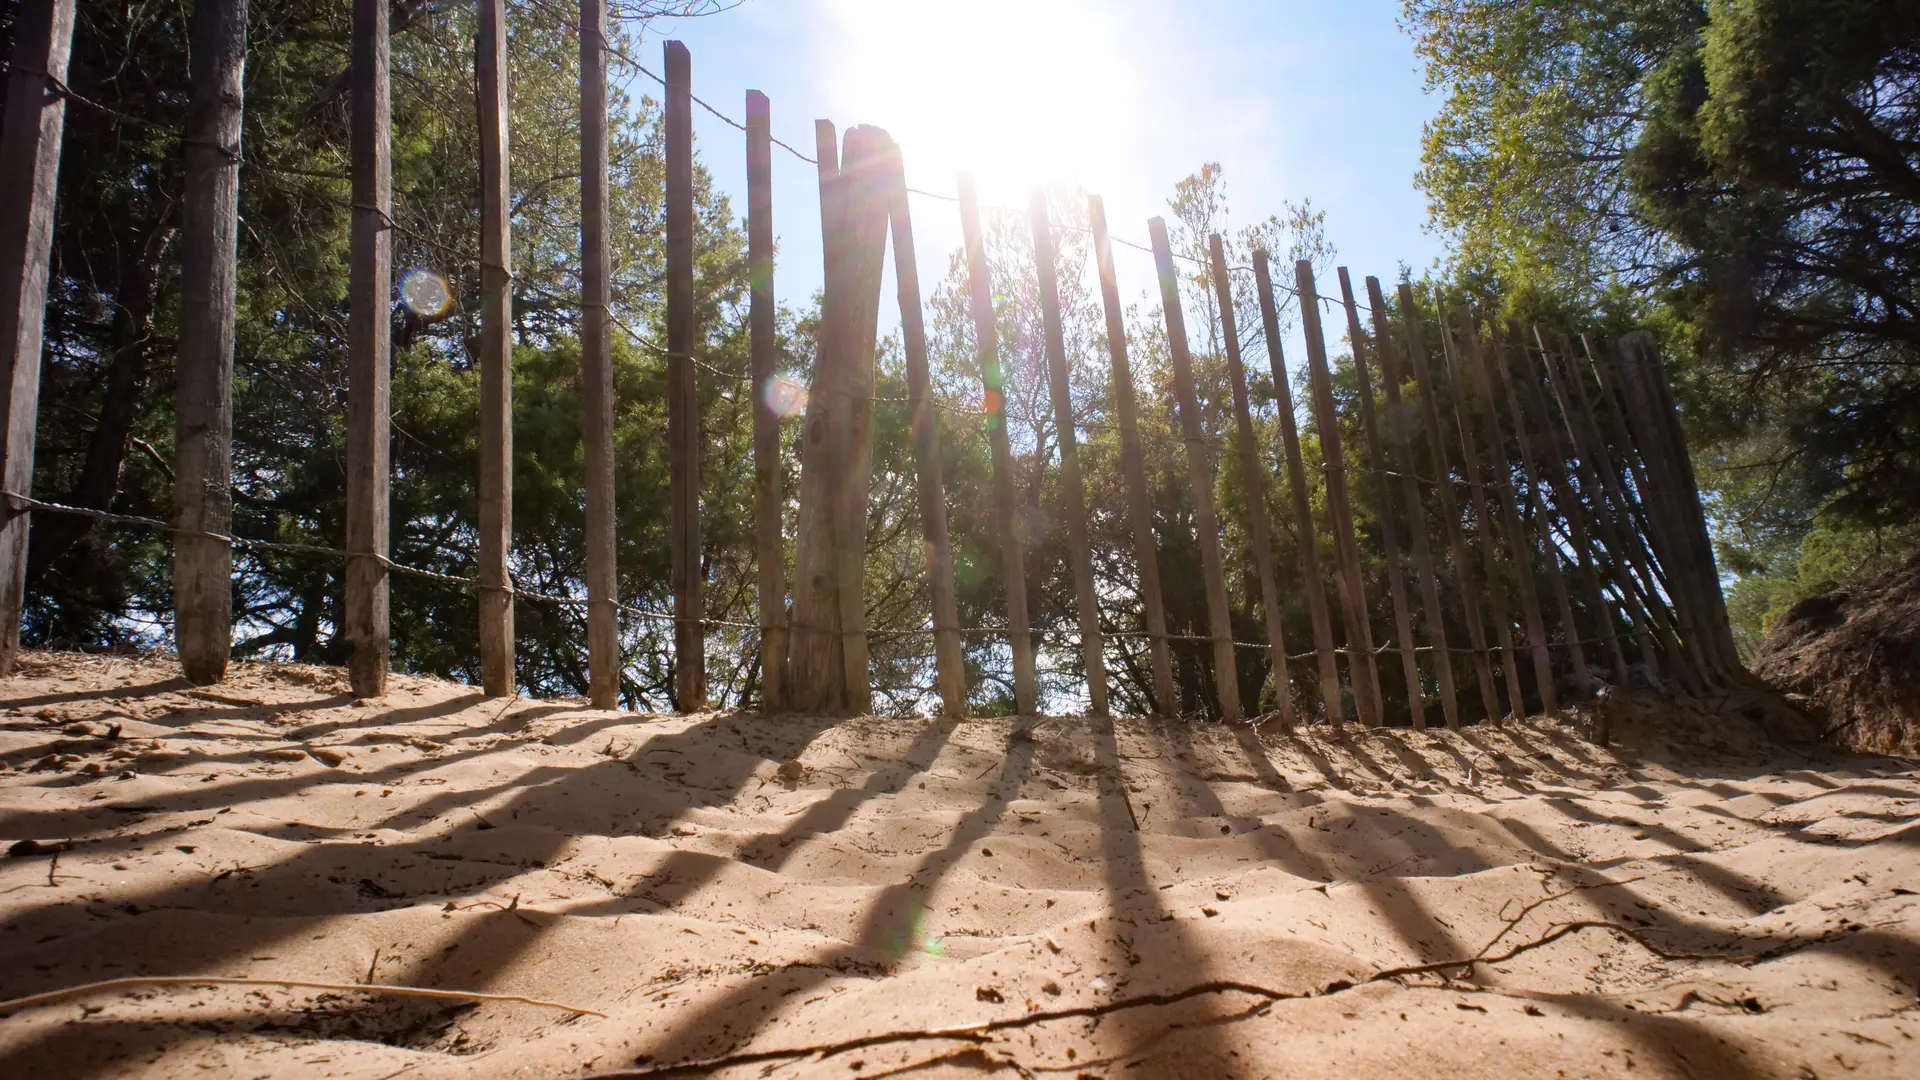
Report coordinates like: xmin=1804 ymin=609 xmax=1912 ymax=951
xmin=763 ymin=374 xmax=808 ymax=418
xmin=400 ymin=269 xmax=453 ymax=319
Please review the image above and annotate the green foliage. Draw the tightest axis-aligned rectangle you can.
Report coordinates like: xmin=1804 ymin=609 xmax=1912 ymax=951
xmin=1404 ymin=0 xmax=1920 ymax=625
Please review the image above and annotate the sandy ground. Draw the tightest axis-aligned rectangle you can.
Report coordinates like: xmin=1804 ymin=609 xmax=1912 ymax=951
xmin=0 ymin=653 xmax=1915 ymax=1080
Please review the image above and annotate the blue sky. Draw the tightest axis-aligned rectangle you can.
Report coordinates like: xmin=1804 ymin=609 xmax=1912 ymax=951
xmin=634 ymin=0 xmax=1445 ymax=331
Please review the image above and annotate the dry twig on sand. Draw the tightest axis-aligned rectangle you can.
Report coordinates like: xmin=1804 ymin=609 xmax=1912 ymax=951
xmin=0 ymin=975 xmax=606 ymax=1017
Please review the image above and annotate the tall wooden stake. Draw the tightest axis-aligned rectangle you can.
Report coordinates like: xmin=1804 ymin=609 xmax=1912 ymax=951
xmin=785 ymin=122 xmax=845 ymax=713
xmin=1295 ymin=262 xmax=1383 ymax=726
xmin=0 ymin=0 xmax=74 ymax=672
xmin=1032 ymin=192 xmax=1107 ymax=716
xmin=1209 ymin=237 xmax=1291 ymax=727
xmin=1400 ymin=285 xmax=1499 ymax=721
xmin=1150 ymin=218 xmax=1239 ymax=722
xmin=833 ymin=129 xmax=889 ymax=716
xmin=664 ymin=41 xmax=705 ymax=709
xmin=579 ymin=0 xmax=619 ymax=709
xmin=345 ymin=0 xmax=392 ymax=698
xmin=746 ymin=91 xmax=785 ymax=710
xmin=1368 ymin=277 xmax=1456 ymax=730
xmin=958 ymin=173 xmax=1036 ymax=716
xmin=1090 ymin=196 xmax=1176 ymax=716
xmin=1338 ymin=268 xmax=1421 ymax=726
xmin=888 ymin=146 xmax=964 ymax=716
xmin=1441 ymin=318 xmax=1525 ymax=718
xmin=790 ymin=125 xmax=888 ymax=715
xmin=174 ymin=0 xmax=247 ymax=686
xmin=1255 ymin=253 xmax=1343 ymax=724
xmin=475 ymin=0 xmax=514 ymax=697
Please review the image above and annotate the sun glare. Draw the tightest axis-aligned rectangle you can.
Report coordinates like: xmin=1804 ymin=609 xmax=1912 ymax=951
xmin=824 ymin=0 xmax=1144 ymax=204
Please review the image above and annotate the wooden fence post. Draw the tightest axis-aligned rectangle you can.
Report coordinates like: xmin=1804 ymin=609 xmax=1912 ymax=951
xmin=1295 ymin=262 xmax=1383 ymax=726
xmin=833 ymin=131 xmax=889 ymax=716
xmin=1032 ymin=192 xmax=1107 ymax=716
xmin=1255 ymin=253 xmax=1343 ymax=724
xmin=1457 ymin=311 xmax=1554 ymax=714
xmin=345 ymin=0 xmax=392 ymax=699
xmin=1400 ymin=289 xmax=1499 ymax=721
xmin=887 ymin=147 xmax=965 ymax=716
xmin=1440 ymin=317 xmax=1525 ymax=718
xmin=1368 ymin=278 xmax=1456 ymax=729
xmin=1338 ymin=269 xmax=1421 ymax=726
xmin=174 ymin=0 xmax=247 ymax=686
xmin=958 ymin=173 xmax=1037 ymax=716
xmin=1150 ymin=218 xmax=1240 ymax=722
xmin=475 ymin=0 xmax=514 ymax=697
xmin=1209 ymin=237 xmax=1291 ymax=727
xmin=1089 ymin=196 xmax=1176 ymax=716
xmin=579 ymin=0 xmax=619 ymax=709
xmin=746 ymin=90 xmax=785 ymax=710
xmin=785 ymin=121 xmax=845 ymax=713
xmin=1490 ymin=320 xmax=1583 ymax=704
xmin=790 ymin=125 xmax=888 ymax=715
xmin=664 ymin=41 xmax=706 ymax=710
xmin=0 ymin=0 xmax=74 ymax=672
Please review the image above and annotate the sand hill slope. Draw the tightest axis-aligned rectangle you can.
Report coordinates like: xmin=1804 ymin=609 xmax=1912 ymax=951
xmin=0 ymin=653 xmax=1915 ymax=1079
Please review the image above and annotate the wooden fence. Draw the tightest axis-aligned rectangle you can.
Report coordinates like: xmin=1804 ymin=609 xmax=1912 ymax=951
xmin=0 ymin=3 xmax=1742 ymax=730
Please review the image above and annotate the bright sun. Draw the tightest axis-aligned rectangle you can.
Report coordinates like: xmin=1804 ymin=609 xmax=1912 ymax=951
xmin=822 ymin=0 xmax=1145 ymax=204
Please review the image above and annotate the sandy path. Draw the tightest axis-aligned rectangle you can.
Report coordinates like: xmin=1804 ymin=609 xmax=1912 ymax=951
xmin=0 ymin=653 xmax=1915 ymax=1079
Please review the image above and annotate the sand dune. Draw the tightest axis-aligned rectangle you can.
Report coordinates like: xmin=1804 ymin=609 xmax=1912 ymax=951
xmin=1 ymin=652 xmax=1915 ymax=1078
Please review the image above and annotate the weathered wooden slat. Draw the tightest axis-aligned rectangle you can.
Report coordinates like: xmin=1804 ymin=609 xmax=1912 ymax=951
xmin=1582 ymin=338 xmax=1686 ymax=611
xmin=1210 ymin=237 xmax=1291 ymax=727
xmin=1573 ymin=334 xmax=1702 ymax=691
xmin=746 ymin=90 xmax=785 ymax=711
xmin=1612 ymin=332 xmax=1743 ymax=683
xmin=1598 ymin=337 xmax=1712 ymax=684
xmin=1089 ymin=196 xmax=1176 ymax=716
xmin=1520 ymin=326 xmax=1627 ymax=691
xmin=958 ymin=173 xmax=1036 ymax=716
xmin=1399 ymin=288 xmax=1499 ymax=721
xmin=1151 ymin=218 xmax=1240 ymax=722
xmin=1458 ymin=311 xmax=1554 ymax=714
xmin=1441 ymin=317 xmax=1525 ymax=718
xmin=579 ymin=0 xmax=619 ymax=709
xmin=1337 ymin=269 xmax=1421 ymax=727
xmin=1260 ymin=254 xmax=1343 ymax=725
xmin=174 ymin=0 xmax=248 ymax=687
xmin=345 ymin=0 xmax=393 ymax=699
xmin=1368 ymin=278 xmax=1456 ymax=729
xmin=1033 ymin=193 xmax=1107 ymax=716
xmin=474 ymin=0 xmax=514 ymax=697
xmin=664 ymin=41 xmax=706 ymax=710
xmin=1295 ymin=262 xmax=1383 ymax=726
xmin=1489 ymin=320 xmax=1581 ymax=706
xmin=884 ymin=146 xmax=963 ymax=715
